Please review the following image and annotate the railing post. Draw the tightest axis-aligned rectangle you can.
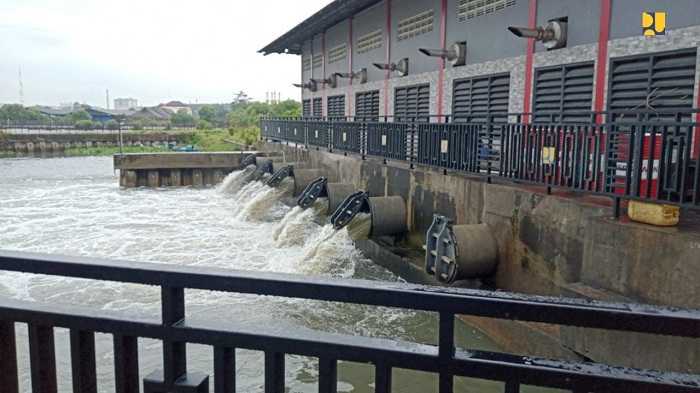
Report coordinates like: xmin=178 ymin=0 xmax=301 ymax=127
xmin=28 ymin=324 xmax=57 ymax=393
xmin=114 ymin=335 xmax=139 ymax=393
xmin=438 ymin=312 xmax=454 ymax=393
xmin=318 ymin=358 xmax=337 ymax=393
xmin=70 ymin=330 xmax=97 ymax=393
xmin=264 ymin=351 xmax=285 ymax=393
xmin=162 ymin=286 xmax=187 ymax=386
xmin=374 ymin=362 xmax=392 ymax=393
xmin=214 ymin=346 xmax=235 ymax=393
xmin=0 ymin=321 xmax=19 ymax=393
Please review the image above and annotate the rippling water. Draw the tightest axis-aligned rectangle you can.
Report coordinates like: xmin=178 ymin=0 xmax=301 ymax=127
xmin=0 ymin=156 xmax=504 ymax=393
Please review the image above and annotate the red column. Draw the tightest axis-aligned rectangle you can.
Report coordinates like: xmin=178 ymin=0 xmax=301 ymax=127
xmin=594 ymin=0 xmax=611 ymax=124
xmin=436 ymin=0 xmax=447 ymax=122
xmin=522 ymin=0 xmax=537 ymax=123
xmin=383 ymin=0 xmax=391 ymax=118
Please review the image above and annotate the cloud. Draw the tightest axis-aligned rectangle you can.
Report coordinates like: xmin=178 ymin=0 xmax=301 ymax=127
xmin=0 ymin=0 xmax=331 ymax=106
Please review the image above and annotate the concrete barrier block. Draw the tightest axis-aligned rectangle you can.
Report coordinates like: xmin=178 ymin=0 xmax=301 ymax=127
xmin=170 ymin=170 xmax=182 ymax=187
xmin=147 ymin=171 xmax=160 ymax=188
xmin=192 ymin=169 xmax=203 ymax=187
xmin=125 ymin=171 xmax=137 ymax=188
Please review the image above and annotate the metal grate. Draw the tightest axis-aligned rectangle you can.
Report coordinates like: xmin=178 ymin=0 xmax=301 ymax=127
xmin=313 ymin=98 xmax=323 ymax=117
xmin=397 ymin=10 xmax=434 ymax=41
xmin=328 ymin=44 xmax=347 ymax=64
xmin=452 ymin=73 xmax=510 ymax=122
xmin=458 ymin=0 xmax=516 ymax=22
xmin=302 ymin=99 xmax=311 ymax=117
xmin=357 ymin=29 xmax=383 ymax=54
xmin=394 ymin=84 xmax=430 ymax=122
xmin=608 ymin=48 xmax=697 ymax=119
xmin=533 ymin=62 xmax=594 ymax=122
xmin=355 ymin=90 xmax=380 ymax=121
xmin=327 ymin=95 xmax=346 ymax=118
xmin=302 ymin=56 xmax=311 ymax=71
xmin=312 ymin=55 xmax=323 ymax=69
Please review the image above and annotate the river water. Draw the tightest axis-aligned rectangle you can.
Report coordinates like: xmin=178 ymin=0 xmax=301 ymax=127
xmin=0 ymin=156 xmax=511 ymax=393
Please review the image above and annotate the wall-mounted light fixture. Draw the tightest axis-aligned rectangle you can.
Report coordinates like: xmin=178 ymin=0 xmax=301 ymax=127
xmin=292 ymin=80 xmax=318 ymax=92
xmin=507 ymin=19 xmax=567 ymax=50
xmin=418 ymin=42 xmax=467 ymax=66
xmin=333 ymin=68 xmax=368 ymax=84
xmin=310 ymin=75 xmax=338 ymax=89
xmin=373 ymin=58 xmax=409 ymax=77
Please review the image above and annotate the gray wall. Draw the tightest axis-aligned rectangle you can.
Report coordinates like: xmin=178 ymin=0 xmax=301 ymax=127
xmin=325 ymin=22 xmax=350 ymax=89
xmin=535 ymin=0 xmax=599 ymax=51
xmin=391 ymin=0 xmax=441 ymax=75
xmin=301 ymin=41 xmax=313 ymax=84
xmin=610 ymin=0 xmax=700 ymax=39
xmin=446 ymin=0 xmax=529 ymax=64
xmin=353 ymin=1 xmax=387 ymax=84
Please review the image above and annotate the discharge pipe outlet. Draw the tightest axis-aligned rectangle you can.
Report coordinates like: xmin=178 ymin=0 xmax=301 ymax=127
xmin=330 ymin=191 xmax=407 ymax=237
xmin=297 ymin=177 xmax=357 ymax=213
xmin=425 ymin=215 xmax=498 ymax=284
xmin=265 ymin=164 xmax=326 ymax=196
xmin=250 ymin=158 xmax=274 ymax=181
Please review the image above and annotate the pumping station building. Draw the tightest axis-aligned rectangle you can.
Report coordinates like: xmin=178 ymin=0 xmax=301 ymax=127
xmin=258 ymin=0 xmax=700 ymax=379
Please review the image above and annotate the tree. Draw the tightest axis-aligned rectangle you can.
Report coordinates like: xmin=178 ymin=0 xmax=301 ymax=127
xmin=198 ymin=105 xmax=217 ymax=124
xmin=0 ymin=104 xmax=48 ymax=123
xmin=171 ymin=109 xmax=195 ymax=127
xmin=70 ymin=110 xmax=91 ymax=124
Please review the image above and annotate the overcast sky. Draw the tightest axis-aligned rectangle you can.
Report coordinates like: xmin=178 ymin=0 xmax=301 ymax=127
xmin=0 ymin=0 xmax=330 ymax=107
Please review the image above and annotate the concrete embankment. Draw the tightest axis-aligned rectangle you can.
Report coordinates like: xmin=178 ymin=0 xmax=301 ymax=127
xmin=0 ymin=132 xmax=193 ymax=154
xmin=113 ymin=152 xmax=274 ymax=187
xmin=261 ymin=142 xmax=700 ymax=374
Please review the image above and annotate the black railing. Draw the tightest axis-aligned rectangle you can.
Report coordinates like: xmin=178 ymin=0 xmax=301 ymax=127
xmin=260 ymin=110 xmax=700 ymax=210
xmin=0 ymin=250 xmax=699 ymax=393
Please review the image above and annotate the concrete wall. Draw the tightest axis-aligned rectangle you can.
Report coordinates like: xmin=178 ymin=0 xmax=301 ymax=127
xmin=264 ymin=141 xmax=700 ymax=374
xmin=300 ymin=1 xmax=700 ymax=118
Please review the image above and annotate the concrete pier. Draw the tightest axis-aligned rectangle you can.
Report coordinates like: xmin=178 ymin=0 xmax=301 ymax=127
xmin=114 ymin=152 xmax=271 ymax=188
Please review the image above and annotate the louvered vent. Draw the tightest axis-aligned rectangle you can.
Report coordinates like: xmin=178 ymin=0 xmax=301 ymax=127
xmin=608 ymin=48 xmax=697 ymax=119
xmin=312 ymin=55 xmax=323 ymax=69
xmin=394 ymin=84 xmax=430 ymax=122
xmin=533 ymin=62 xmax=594 ymax=122
xmin=313 ymin=98 xmax=323 ymax=117
xmin=355 ymin=90 xmax=380 ymax=120
xmin=452 ymin=73 xmax=510 ymax=122
xmin=327 ymin=95 xmax=346 ymax=118
xmin=458 ymin=0 xmax=516 ymax=21
xmin=328 ymin=44 xmax=347 ymax=64
xmin=302 ymin=99 xmax=311 ymax=117
xmin=397 ymin=10 xmax=434 ymax=41
xmin=302 ymin=57 xmax=311 ymax=71
xmin=357 ymin=29 xmax=383 ymax=54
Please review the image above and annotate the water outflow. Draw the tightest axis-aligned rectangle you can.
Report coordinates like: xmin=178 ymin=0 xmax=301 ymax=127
xmin=273 ymin=198 xmax=329 ymax=247
xmin=217 ymin=165 xmax=256 ymax=194
xmin=298 ymin=224 xmax=362 ymax=277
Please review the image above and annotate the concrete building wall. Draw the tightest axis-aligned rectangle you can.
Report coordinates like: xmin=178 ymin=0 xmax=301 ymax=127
xmin=298 ymin=1 xmax=700 ymax=119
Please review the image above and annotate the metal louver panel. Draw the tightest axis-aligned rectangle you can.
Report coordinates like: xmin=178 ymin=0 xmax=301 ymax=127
xmin=608 ymin=48 xmax=697 ymax=119
xmin=394 ymin=84 xmax=430 ymax=122
xmin=355 ymin=90 xmax=380 ymax=120
xmin=533 ymin=62 xmax=594 ymax=122
xmin=327 ymin=95 xmax=346 ymax=118
xmin=313 ymin=98 xmax=323 ymax=118
xmin=452 ymin=73 xmax=510 ymax=122
xmin=302 ymin=100 xmax=311 ymax=117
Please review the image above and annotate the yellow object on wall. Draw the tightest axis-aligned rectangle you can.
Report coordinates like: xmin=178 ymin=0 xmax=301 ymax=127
xmin=628 ymin=200 xmax=679 ymax=226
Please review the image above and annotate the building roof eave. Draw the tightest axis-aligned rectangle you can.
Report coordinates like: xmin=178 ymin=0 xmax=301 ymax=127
xmin=258 ymin=0 xmax=382 ymax=55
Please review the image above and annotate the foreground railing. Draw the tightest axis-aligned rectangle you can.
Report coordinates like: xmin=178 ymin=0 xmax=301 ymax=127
xmin=0 ymin=250 xmax=699 ymax=393
xmin=261 ymin=111 xmax=700 ymax=211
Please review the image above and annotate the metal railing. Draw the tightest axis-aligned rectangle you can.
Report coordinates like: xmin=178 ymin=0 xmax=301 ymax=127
xmin=0 ymin=250 xmax=699 ymax=393
xmin=261 ymin=110 xmax=700 ymax=211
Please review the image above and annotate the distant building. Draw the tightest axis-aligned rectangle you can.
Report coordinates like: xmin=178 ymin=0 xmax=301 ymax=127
xmin=159 ymin=101 xmax=192 ymax=115
xmin=114 ymin=98 xmax=138 ymax=110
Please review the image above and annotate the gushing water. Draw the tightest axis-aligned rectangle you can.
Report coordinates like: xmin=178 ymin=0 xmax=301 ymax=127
xmin=0 ymin=156 xmax=500 ymax=393
xmin=236 ymin=177 xmax=294 ymax=221
xmin=217 ymin=165 xmax=256 ymax=194
xmin=346 ymin=212 xmax=372 ymax=240
xmin=273 ymin=198 xmax=329 ymax=247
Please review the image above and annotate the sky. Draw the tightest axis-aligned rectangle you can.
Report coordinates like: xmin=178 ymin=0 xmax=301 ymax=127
xmin=0 ymin=0 xmax=331 ymax=107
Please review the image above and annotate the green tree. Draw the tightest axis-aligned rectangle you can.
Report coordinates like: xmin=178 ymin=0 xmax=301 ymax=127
xmin=0 ymin=104 xmax=48 ymax=123
xmin=70 ymin=110 xmax=91 ymax=124
xmin=75 ymin=120 xmax=94 ymax=130
xmin=198 ymin=105 xmax=217 ymax=124
xmin=171 ymin=109 xmax=195 ymax=127
xmin=105 ymin=120 xmax=119 ymax=130
xmin=196 ymin=119 xmax=213 ymax=130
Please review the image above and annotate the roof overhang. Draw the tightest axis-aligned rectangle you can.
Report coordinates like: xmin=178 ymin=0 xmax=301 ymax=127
xmin=259 ymin=0 xmax=382 ymax=55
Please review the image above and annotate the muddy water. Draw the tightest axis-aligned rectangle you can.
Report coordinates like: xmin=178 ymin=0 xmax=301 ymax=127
xmin=0 ymin=156 xmax=515 ymax=393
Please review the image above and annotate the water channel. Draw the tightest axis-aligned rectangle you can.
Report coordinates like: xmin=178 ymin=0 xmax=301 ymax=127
xmin=0 ymin=156 xmax=544 ymax=393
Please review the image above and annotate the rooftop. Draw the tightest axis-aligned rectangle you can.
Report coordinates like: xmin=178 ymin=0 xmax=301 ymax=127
xmin=258 ymin=0 xmax=382 ymax=55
